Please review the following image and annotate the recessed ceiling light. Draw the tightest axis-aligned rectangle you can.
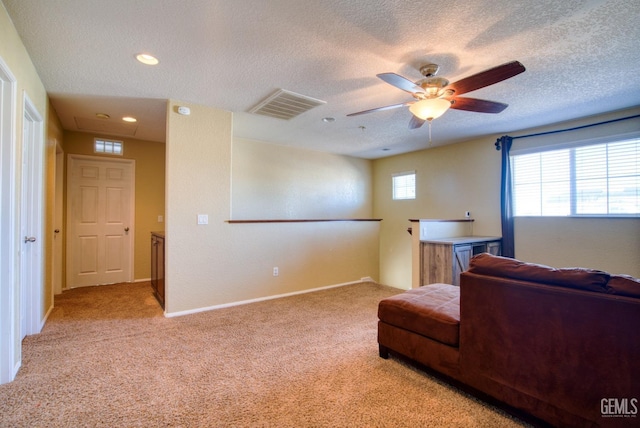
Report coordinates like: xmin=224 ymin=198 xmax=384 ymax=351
xmin=122 ymin=116 xmax=137 ymax=123
xmin=321 ymin=117 xmax=336 ymax=123
xmin=136 ymin=53 xmax=159 ymax=65
xmin=95 ymin=113 xmax=110 ymax=119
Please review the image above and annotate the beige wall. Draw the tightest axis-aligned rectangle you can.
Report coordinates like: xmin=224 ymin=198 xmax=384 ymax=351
xmin=510 ymin=107 xmax=640 ymax=276
xmin=3 ymin=0 xmax=637 ymax=381
xmin=233 ymin=138 xmax=372 ymax=219
xmin=0 ymin=2 xmax=49 ymax=382
xmin=373 ymin=137 xmax=502 ymax=289
xmin=373 ymin=109 xmax=640 ymax=290
xmin=62 ymin=131 xmax=166 ymax=281
xmin=515 ymin=217 xmax=639 ymax=275
xmin=165 ymin=101 xmax=379 ymax=315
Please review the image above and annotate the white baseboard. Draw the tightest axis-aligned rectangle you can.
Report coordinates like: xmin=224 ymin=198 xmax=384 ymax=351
xmin=12 ymin=360 xmax=21 ymax=381
xmin=40 ymin=304 xmax=55 ymax=332
xmin=165 ymin=277 xmax=377 ymax=318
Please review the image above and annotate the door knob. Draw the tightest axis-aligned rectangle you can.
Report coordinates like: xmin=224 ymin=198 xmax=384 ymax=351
xmin=124 ymin=227 xmax=130 ymax=232
xmin=24 ymin=236 xmax=36 ymax=243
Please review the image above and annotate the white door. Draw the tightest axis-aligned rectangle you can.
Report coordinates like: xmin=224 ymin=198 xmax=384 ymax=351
xmin=20 ymin=94 xmax=44 ymax=339
xmin=67 ymin=155 xmax=134 ymax=288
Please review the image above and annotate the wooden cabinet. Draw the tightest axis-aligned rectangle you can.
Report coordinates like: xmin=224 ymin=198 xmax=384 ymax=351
xmin=486 ymin=240 xmax=501 ymax=256
xmin=452 ymin=244 xmax=472 ymax=286
xmin=421 ymin=237 xmax=501 ymax=286
xmin=151 ymin=232 xmax=165 ymax=309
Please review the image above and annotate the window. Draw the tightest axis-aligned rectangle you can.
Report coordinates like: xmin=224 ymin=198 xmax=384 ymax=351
xmin=512 ymin=137 xmax=639 ymax=216
xmin=94 ymin=138 xmax=123 ymax=155
xmin=392 ymin=171 xmax=416 ymax=200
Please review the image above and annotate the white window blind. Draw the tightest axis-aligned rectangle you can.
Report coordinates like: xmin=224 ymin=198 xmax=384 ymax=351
xmin=94 ymin=138 xmax=123 ymax=155
xmin=512 ymin=137 xmax=639 ymax=216
xmin=392 ymin=171 xmax=416 ymax=200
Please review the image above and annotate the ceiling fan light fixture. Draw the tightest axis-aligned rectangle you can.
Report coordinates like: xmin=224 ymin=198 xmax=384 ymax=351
xmin=409 ymin=98 xmax=451 ymax=120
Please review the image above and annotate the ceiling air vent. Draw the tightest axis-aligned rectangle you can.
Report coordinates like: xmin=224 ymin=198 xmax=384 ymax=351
xmin=248 ymin=89 xmax=326 ymax=120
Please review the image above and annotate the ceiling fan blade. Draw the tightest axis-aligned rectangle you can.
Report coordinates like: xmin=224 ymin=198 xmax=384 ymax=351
xmin=449 ymin=97 xmax=509 ymax=113
xmin=377 ymin=73 xmax=425 ymax=94
xmin=408 ymin=115 xmax=425 ymax=129
xmin=346 ymin=102 xmax=411 ymax=117
xmin=446 ymin=61 xmax=525 ymax=96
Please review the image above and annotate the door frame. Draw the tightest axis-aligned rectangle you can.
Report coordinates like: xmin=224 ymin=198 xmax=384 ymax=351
xmin=52 ymin=143 xmax=64 ymax=294
xmin=66 ymin=154 xmax=135 ymax=287
xmin=0 ymin=55 xmax=18 ymax=384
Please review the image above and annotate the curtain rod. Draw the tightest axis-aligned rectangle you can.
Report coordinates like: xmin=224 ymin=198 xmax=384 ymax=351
xmin=512 ymin=113 xmax=640 ymax=140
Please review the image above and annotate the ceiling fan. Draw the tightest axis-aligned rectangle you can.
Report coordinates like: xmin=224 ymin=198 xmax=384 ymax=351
xmin=347 ymin=60 xmax=526 ymax=130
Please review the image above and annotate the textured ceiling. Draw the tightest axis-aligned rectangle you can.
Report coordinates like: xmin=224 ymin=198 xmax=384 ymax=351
xmin=3 ymin=0 xmax=640 ymax=159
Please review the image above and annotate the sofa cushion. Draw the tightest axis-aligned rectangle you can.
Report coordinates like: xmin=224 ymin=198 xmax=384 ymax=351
xmin=378 ymin=283 xmax=460 ymax=347
xmin=467 ymin=253 xmax=610 ymax=293
xmin=607 ymin=275 xmax=640 ymax=298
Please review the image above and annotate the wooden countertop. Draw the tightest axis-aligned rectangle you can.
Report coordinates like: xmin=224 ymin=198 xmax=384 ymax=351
xmin=421 ymin=236 xmax=501 ymax=244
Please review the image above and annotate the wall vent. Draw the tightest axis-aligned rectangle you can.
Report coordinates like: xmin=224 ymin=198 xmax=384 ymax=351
xmin=248 ymin=89 xmax=326 ymax=120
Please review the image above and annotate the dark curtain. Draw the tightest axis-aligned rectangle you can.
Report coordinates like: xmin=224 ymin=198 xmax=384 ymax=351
xmin=496 ymin=135 xmax=515 ymax=258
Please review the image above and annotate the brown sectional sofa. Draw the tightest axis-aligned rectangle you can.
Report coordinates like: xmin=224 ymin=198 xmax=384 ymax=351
xmin=378 ymin=253 xmax=640 ymax=427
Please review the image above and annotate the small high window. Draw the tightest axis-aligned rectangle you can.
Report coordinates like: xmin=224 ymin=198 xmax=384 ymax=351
xmin=392 ymin=171 xmax=416 ymax=200
xmin=94 ymin=138 xmax=123 ymax=155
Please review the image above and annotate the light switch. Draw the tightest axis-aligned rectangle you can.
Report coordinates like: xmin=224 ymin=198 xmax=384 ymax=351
xmin=158 ymin=215 xmax=163 ymax=223
xmin=197 ymin=214 xmax=208 ymax=225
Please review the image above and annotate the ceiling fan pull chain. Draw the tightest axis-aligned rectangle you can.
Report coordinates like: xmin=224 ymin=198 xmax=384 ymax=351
xmin=428 ymin=119 xmax=433 ymax=145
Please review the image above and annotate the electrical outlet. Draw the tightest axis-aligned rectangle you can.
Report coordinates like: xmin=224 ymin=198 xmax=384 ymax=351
xmin=197 ymin=214 xmax=208 ymax=225
xmin=273 ymin=267 xmax=279 ymax=276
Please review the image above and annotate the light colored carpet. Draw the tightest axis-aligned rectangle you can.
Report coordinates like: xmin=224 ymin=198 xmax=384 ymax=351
xmin=0 ymin=281 xmax=529 ymax=427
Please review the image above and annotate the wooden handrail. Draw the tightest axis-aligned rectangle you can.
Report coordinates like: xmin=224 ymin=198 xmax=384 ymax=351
xmin=227 ymin=219 xmax=382 ymax=224
xmin=408 ymin=218 xmax=474 ymax=222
